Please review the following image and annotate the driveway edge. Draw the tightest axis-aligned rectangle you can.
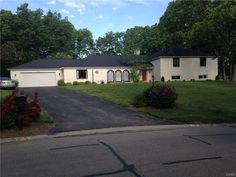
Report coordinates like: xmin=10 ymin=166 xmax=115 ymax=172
xmin=1 ymin=124 xmax=235 ymax=144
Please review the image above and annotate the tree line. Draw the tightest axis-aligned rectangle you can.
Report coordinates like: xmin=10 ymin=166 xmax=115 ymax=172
xmin=1 ymin=1 xmax=235 ymax=80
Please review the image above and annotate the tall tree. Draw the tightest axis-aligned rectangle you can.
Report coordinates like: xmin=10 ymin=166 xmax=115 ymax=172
xmin=157 ymin=0 xmax=210 ymax=49
xmin=76 ymin=28 xmax=94 ymax=58
xmin=190 ymin=0 xmax=236 ymax=80
xmin=95 ymin=31 xmax=124 ymax=55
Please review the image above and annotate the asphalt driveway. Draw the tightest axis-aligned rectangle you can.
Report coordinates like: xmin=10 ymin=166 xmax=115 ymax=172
xmin=25 ymin=87 xmax=173 ymax=134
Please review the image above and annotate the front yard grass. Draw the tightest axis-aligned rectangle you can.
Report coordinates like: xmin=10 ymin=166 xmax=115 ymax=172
xmin=64 ymin=81 xmax=236 ymax=124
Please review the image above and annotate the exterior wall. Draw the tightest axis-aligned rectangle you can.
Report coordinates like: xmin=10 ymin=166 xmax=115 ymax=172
xmin=138 ymin=69 xmax=153 ymax=82
xmin=152 ymin=57 xmax=218 ymax=81
xmin=10 ymin=69 xmax=63 ymax=82
xmin=151 ymin=59 xmax=161 ymax=81
xmin=63 ymin=67 xmax=131 ymax=84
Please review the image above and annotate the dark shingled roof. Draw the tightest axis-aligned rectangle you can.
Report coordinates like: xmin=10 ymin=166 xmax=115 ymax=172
xmin=149 ymin=48 xmax=210 ymax=61
xmin=74 ymin=55 xmax=127 ymax=67
xmin=10 ymin=59 xmax=75 ymax=69
xmin=10 ymin=55 xmax=128 ymax=69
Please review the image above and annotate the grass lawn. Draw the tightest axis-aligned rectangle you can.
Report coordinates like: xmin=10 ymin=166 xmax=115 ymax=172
xmin=64 ymin=81 xmax=236 ymax=123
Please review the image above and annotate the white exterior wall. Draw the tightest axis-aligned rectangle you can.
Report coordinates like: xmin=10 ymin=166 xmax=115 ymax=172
xmin=63 ymin=67 xmax=131 ymax=84
xmin=151 ymin=59 xmax=161 ymax=81
xmin=152 ymin=57 xmax=218 ymax=81
xmin=138 ymin=69 xmax=153 ymax=82
xmin=10 ymin=69 xmax=63 ymax=87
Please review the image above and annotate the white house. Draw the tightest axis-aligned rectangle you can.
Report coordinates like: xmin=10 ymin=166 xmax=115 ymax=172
xmin=9 ymin=49 xmax=218 ymax=87
xmin=150 ymin=49 xmax=218 ymax=81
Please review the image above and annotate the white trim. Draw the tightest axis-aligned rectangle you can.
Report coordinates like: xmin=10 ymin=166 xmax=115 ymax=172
xmin=9 ymin=68 xmax=61 ymax=71
xmin=62 ymin=66 xmax=131 ymax=69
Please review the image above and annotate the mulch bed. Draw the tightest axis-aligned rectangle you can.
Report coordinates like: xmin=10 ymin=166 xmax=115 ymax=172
xmin=0 ymin=123 xmax=55 ymax=139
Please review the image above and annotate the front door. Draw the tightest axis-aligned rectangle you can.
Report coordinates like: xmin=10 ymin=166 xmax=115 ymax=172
xmin=142 ymin=70 xmax=147 ymax=81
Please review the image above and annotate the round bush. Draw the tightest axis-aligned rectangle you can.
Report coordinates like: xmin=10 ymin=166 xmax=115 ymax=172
xmin=133 ymin=85 xmax=177 ymax=109
xmin=149 ymin=86 xmax=177 ymax=108
xmin=57 ymin=79 xmax=65 ymax=86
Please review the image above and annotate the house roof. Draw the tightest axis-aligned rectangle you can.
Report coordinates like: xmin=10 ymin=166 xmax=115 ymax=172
xmin=149 ymin=48 xmax=210 ymax=61
xmin=74 ymin=55 xmax=128 ymax=67
xmin=10 ymin=55 xmax=128 ymax=69
xmin=10 ymin=49 xmax=210 ymax=69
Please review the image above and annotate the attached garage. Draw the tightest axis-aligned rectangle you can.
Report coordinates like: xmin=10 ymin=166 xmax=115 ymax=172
xmin=18 ymin=72 xmax=57 ymax=87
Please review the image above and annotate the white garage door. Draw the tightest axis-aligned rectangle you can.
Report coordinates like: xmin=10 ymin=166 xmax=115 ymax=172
xmin=19 ymin=72 xmax=57 ymax=87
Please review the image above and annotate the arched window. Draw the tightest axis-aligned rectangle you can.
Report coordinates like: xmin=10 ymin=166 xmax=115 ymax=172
xmin=123 ymin=70 xmax=130 ymax=82
xmin=115 ymin=70 xmax=122 ymax=82
xmin=107 ymin=70 xmax=114 ymax=83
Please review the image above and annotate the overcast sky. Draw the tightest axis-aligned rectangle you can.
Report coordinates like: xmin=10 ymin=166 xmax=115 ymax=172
xmin=0 ymin=0 xmax=172 ymax=39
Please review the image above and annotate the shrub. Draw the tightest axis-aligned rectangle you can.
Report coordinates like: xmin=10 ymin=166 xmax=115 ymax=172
xmin=73 ymin=81 xmax=79 ymax=85
xmin=92 ymin=81 xmax=97 ymax=84
xmin=65 ymin=82 xmax=72 ymax=86
xmin=133 ymin=85 xmax=177 ymax=109
xmin=131 ymin=68 xmax=139 ymax=83
xmin=215 ymin=75 xmax=220 ymax=80
xmin=0 ymin=91 xmax=41 ymax=129
xmin=85 ymin=81 xmax=91 ymax=84
xmin=161 ymin=76 xmax=165 ymax=82
xmin=58 ymin=79 xmax=65 ymax=86
xmin=133 ymin=87 xmax=152 ymax=107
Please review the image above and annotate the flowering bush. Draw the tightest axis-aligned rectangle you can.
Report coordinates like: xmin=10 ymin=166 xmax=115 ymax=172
xmin=0 ymin=91 xmax=41 ymax=129
xmin=133 ymin=85 xmax=177 ymax=108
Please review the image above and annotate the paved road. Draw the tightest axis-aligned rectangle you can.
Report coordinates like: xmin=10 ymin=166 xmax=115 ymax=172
xmin=25 ymin=87 xmax=172 ymax=134
xmin=1 ymin=124 xmax=236 ymax=177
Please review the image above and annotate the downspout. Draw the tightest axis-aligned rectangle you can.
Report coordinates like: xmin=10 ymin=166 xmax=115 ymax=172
xmin=92 ymin=69 xmax=94 ymax=83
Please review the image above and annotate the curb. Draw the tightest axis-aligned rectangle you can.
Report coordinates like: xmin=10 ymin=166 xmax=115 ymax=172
xmin=1 ymin=123 xmax=235 ymax=144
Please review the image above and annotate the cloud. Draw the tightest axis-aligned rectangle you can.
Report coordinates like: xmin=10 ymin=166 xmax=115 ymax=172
xmin=112 ymin=7 xmax=118 ymax=11
xmin=55 ymin=0 xmax=155 ymax=15
xmin=127 ymin=0 xmax=150 ymax=5
xmin=106 ymin=23 xmax=114 ymax=27
xmin=58 ymin=0 xmax=86 ymax=14
xmin=127 ymin=15 xmax=133 ymax=20
xmin=48 ymin=0 xmax=56 ymax=5
xmin=70 ymin=14 xmax=75 ymax=18
xmin=60 ymin=9 xmax=70 ymax=15
xmin=96 ymin=15 xmax=103 ymax=19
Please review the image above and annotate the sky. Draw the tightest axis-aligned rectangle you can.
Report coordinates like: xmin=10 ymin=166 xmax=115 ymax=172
xmin=0 ymin=0 xmax=172 ymax=39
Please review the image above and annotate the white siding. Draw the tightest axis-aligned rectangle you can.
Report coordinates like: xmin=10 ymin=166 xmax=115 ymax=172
xmin=151 ymin=59 xmax=161 ymax=81
xmin=152 ymin=57 xmax=218 ymax=81
xmin=10 ymin=69 xmax=63 ymax=87
xmin=138 ymin=69 xmax=153 ymax=82
xmin=63 ymin=67 xmax=131 ymax=84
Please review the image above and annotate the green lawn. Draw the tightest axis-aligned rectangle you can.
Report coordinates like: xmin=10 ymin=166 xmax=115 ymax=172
xmin=0 ymin=89 xmax=12 ymax=101
xmin=64 ymin=81 xmax=236 ymax=123
xmin=0 ymin=89 xmax=53 ymax=123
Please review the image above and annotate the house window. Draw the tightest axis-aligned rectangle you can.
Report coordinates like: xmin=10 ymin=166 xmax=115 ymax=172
xmin=115 ymin=70 xmax=122 ymax=82
xmin=198 ymin=75 xmax=207 ymax=79
xmin=107 ymin=70 xmax=114 ymax=83
xmin=77 ymin=70 xmax=87 ymax=79
xmin=173 ymin=57 xmax=180 ymax=67
xmin=123 ymin=70 xmax=130 ymax=82
xmin=172 ymin=75 xmax=180 ymax=80
xmin=200 ymin=57 xmax=206 ymax=66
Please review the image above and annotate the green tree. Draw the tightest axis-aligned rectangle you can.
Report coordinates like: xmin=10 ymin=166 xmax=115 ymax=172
xmin=95 ymin=31 xmax=124 ymax=55
xmin=157 ymin=0 xmax=210 ymax=49
xmin=190 ymin=1 xmax=236 ymax=80
xmin=76 ymin=28 xmax=94 ymax=58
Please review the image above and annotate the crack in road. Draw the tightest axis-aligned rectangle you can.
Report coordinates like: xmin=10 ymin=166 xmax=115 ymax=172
xmin=184 ymin=135 xmax=212 ymax=145
xmin=49 ymin=143 xmax=100 ymax=150
xmin=83 ymin=141 xmax=145 ymax=177
xmin=162 ymin=156 xmax=222 ymax=165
